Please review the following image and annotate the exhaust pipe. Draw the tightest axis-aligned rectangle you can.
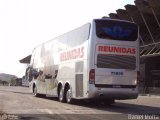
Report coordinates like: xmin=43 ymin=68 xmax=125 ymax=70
xmin=99 ymin=93 xmax=104 ymax=97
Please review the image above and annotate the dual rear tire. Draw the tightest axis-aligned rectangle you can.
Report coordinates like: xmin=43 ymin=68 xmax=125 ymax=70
xmin=58 ymin=86 xmax=73 ymax=104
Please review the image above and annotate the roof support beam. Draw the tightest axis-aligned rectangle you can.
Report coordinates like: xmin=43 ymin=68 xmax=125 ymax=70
xmin=143 ymin=0 xmax=160 ymax=29
xmin=135 ymin=0 xmax=155 ymax=44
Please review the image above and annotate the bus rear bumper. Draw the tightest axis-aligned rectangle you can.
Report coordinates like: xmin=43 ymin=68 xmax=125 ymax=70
xmin=88 ymin=86 xmax=138 ymax=100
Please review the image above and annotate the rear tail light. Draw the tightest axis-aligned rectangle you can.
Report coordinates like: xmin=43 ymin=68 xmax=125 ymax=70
xmin=89 ymin=69 xmax=95 ymax=84
xmin=137 ymin=71 xmax=140 ymax=84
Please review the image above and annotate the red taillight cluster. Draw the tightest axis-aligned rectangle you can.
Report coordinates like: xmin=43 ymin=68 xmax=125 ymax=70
xmin=89 ymin=69 xmax=95 ymax=84
xmin=137 ymin=71 xmax=140 ymax=84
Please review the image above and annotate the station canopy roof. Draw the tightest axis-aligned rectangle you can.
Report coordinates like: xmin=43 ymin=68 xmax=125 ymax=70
xmin=108 ymin=0 xmax=160 ymax=58
xmin=19 ymin=55 xmax=31 ymax=64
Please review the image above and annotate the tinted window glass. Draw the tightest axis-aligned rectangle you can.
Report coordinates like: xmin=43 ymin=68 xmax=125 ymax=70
xmin=96 ymin=20 xmax=138 ymax=41
xmin=57 ymin=23 xmax=90 ymax=49
xmin=97 ymin=54 xmax=136 ymax=69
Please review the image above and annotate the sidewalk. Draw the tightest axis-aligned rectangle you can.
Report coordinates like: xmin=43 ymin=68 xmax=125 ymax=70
xmin=139 ymin=94 xmax=160 ymax=98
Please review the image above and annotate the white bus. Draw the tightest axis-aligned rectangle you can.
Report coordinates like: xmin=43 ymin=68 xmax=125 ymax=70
xmin=29 ymin=18 xmax=139 ymax=104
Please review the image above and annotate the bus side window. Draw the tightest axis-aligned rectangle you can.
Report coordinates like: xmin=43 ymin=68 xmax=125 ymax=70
xmin=32 ymin=69 xmax=39 ymax=79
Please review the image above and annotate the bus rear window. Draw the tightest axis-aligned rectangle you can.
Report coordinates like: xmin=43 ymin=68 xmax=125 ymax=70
xmin=95 ymin=20 xmax=138 ymax=41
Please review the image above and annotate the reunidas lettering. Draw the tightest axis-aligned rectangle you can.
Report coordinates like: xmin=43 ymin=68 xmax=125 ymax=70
xmin=98 ymin=46 xmax=136 ymax=54
xmin=60 ymin=46 xmax=84 ymax=61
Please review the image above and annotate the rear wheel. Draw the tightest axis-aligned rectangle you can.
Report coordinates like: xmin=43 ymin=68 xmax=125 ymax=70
xmin=66 ymin=88 xmax=74 ymax=104
xmin=59 ymin=87 xmax=66 ymax=102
